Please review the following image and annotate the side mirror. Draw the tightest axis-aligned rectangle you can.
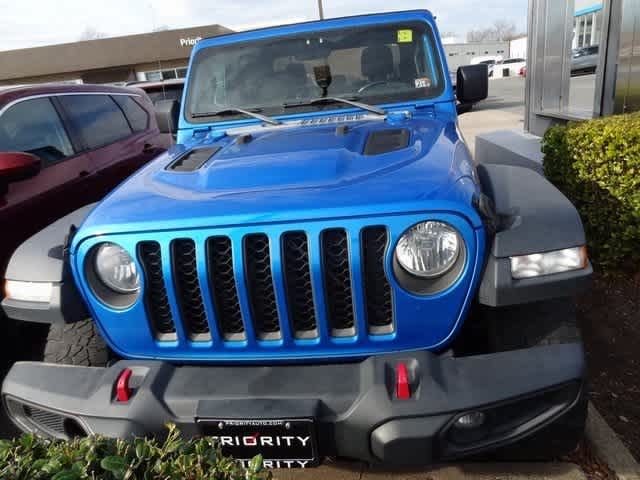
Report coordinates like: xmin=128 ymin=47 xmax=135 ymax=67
xmin=0 ymin=152 xmax=41 ymax=184
xmin=155 ymin=100 xmax=180 ymax=135
xmin=456 ymin=64 xmax=489 ymax=106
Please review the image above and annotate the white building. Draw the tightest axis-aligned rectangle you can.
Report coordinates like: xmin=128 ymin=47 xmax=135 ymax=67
xmin=573 ymin=1 xmax=604 ymax=48
xmin=509 ymin=36 xmax=528 ymax=60
xmin=444 ymin=42 xmax=509 ymax=70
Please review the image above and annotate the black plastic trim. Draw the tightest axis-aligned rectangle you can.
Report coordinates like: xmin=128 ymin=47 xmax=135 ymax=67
xmin=478 ymin=255 xmax=593 ymax=307
xmin=2 ymin=342 xmax=585 ymax=465
xmin=166 ymin=147 xmax=220 ymax=172
xmin=477 ymin=164 xmax=586 ymax=258
xmin=363 ymin=129 xmax=410 ymax=156
xmin=1 ymin=204 xmax=95 ymax=324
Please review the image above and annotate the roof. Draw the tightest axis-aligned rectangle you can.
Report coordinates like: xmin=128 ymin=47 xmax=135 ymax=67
xmin=0 ymin=83 xmax=146 ymax=107
xmin=0 ymin=24 xmax=232 ymax=82
xmin=125 ymin=78 xmax=185 ymax=90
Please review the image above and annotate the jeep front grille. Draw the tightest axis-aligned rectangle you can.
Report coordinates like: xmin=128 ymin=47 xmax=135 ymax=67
xmin=137 ymin=226 xmax=394 ymax=343
xmin=138 ymin=241 xmax=177 ymax=339
xmin=282 ymin=232 xmax=317 ymax=338
xmin=322 ymin=229 xmax=356 ymax=335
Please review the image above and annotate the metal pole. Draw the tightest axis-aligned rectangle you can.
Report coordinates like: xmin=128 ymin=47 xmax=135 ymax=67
xmin=317 ymin=0 xmax=324 ymax=19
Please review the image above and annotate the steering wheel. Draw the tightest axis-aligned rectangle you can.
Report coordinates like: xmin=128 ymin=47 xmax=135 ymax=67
xmin=357 ymin=81 xmax=390 ymax=94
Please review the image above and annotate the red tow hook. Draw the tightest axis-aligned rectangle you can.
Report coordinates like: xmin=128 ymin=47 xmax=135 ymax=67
xmin=116 ymin=368 xmax=133 ymax=403
xmin=396 ymin=362 xmax=411 ymax=400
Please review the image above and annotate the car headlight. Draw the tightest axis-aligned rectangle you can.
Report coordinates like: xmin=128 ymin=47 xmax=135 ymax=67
xmin=94 ymin=243 xmax=140 ymax=293
xmin=510 ymin=246 xmax=588 ymax=279
xmin=395 ymin=221 xmax=461 ymax=278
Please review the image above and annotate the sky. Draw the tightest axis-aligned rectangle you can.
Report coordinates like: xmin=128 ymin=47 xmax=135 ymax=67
xmin=0 ymin=0 xmax=528 ymax=52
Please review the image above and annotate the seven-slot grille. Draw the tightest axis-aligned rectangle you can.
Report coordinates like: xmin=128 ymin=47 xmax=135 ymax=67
xmin=137 ymin=227 xmax=394 ymax=343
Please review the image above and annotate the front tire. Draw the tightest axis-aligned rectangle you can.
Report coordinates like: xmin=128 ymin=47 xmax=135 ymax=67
xmin=486 ymin=298 xmax=587 ymax=460
xmin=44 ymin=320 xmax=111 ymax=366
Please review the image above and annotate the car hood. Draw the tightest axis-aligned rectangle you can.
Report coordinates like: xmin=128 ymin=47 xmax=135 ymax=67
xmin=78 ymin=112 xmax=482 ymax=238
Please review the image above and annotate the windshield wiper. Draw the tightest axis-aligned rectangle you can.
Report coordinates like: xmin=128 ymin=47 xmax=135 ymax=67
xmin=191 ymin=106 xmax=281 ymax=125
xmin=282 ymin=96 xmax=386 ymax=116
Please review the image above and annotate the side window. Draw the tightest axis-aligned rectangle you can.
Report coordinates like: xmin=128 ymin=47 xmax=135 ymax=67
xmin=112 ymin=95 xmax=149 ymax=132
xmin=59 ymin=95 xmax=132 ymax=150
xmin=0 ymin=98 xmax=74 ymax=166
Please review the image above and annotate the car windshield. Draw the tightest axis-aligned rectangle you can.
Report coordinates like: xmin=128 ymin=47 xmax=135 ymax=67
xmin=186 ymin=21 xmax=445 ymax=122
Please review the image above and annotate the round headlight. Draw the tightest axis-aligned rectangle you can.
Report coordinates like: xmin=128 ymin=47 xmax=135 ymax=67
xmin=395 ymin=221 xmax=460 ymax=278
xmin=94 ymin=243 xmax=140 ymax=294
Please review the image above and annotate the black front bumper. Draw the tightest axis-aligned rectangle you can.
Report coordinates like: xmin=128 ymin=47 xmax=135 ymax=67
xmin=2 ymin=344 xmax=585 ymax=466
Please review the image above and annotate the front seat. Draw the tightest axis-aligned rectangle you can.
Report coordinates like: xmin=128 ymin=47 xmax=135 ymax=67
xmin=361 ymin=45 xmax=395 ymax=83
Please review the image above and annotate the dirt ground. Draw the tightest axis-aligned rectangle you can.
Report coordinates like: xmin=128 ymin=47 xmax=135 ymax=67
xmin=578 ymin=271 xmax=640 ymax=461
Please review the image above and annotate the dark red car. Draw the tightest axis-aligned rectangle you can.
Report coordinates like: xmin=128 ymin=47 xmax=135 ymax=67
xmin=0 ymin=84 xmax=168 ymax=279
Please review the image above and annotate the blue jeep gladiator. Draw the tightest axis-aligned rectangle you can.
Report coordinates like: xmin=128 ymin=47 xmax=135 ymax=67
xmin=1 ymin=10 xmax=592 ymax=468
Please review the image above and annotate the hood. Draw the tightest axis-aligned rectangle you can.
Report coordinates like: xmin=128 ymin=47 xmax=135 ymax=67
xmin=79 ymin=112 xmax=482 ymax=238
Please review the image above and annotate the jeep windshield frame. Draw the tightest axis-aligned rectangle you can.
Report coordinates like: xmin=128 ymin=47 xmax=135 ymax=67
xmin=185 ymin=20 xmax=446 ymax=124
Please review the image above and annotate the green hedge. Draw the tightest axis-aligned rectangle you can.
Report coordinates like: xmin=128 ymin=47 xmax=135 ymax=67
xmin=0 ymin=424 xmax=272 ymax=480
xmin=542 ymin=112 xmax=640 ymax=271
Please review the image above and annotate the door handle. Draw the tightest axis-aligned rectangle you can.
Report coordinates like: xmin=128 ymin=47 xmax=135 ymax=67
xmin=79 ymin=170 xmax=90 ymax=177
xmin=143 ymin=143 xmax=155 ymax=153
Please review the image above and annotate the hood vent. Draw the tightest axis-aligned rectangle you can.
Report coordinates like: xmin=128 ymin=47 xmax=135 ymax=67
xmin=364 ymin=129 xmax=410 ymax=156
xmin=167 ymin=147 xmax=221 ymax=172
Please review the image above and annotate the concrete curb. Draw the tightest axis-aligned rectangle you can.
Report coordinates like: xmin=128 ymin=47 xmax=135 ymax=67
xmin=585 ymin=402 xmax=640 ymax=480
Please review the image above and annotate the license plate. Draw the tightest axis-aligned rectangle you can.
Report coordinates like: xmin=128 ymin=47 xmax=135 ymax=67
xmin=198 ymin=418 xmax=318 ymax=468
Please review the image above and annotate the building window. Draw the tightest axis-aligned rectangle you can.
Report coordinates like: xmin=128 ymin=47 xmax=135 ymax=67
xmin=142 ymin=67 xmax=188 ymax=82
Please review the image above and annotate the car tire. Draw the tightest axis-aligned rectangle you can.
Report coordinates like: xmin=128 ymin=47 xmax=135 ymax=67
xmin=44 ymin=320 xmax=112 ymax=367
xmin=0 ymin=316 xmax=48 ymax=439
xmin=485 ymin=298 xmax=587 ymax=460
xmin=488 ymin=298 xmax=581 ymax=351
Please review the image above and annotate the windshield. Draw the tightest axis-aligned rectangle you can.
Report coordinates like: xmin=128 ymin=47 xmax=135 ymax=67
xmin=186 ymin=21 xmax=445 ymax=122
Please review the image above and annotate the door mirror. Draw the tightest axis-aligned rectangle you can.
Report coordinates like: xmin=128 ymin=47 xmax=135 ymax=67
xmin=0 ymin=152 xmax=41 ymax=184
xmin=456 ymin=64 xmax=489 ymax=106
xmin=155 ymin=100 xmax=180 ymax=135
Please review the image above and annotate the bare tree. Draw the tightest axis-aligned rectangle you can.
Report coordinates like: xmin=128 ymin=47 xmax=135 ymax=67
xmin=466 ymin=19 xmax=524 ymax=42
xmin=493 ymin=20 xmax=519 ymax=41
xmin=466 ymin=28 xmax=495 ymax=42
xmin=78 ymin=27 xmax=107 ymax=41
xmin=440 ymin=31 xmax=458 ymax=38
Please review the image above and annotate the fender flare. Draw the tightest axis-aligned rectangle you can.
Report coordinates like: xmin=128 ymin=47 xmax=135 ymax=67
xmin=2 ymin=204 xmax=96 ymax=324
xmin=477 ymin=164 xmax=592 ymax=306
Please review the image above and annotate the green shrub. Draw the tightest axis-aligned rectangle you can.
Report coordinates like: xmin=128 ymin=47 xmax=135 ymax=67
xmin=542 ymin=112 xmax=640 ymax=272
xmin=0 ymin=424 xmax=272 ymax=480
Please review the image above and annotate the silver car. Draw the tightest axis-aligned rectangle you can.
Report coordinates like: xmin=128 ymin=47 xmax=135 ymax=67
xmin=571 ymin=46 xmax=599 ymax=75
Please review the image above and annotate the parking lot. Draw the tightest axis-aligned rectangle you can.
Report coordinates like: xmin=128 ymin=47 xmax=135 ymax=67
xmin=460 ymin=74 xmax=598 ymax=155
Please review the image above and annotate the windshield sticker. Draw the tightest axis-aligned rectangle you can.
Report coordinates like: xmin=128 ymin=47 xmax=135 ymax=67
xmin=415 ymin=77 xmax=431 ymax=88
xmin=397 ymin=29 xmax=413 ymax=43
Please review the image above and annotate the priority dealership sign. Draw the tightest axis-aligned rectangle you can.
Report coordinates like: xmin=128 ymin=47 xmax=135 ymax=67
xmin=180 ymin=36 xmax=202 ymax=47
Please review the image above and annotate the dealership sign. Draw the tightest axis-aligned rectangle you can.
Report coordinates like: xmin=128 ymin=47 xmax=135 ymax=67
xmin=180 ymin=37 xmax=202 ymax=47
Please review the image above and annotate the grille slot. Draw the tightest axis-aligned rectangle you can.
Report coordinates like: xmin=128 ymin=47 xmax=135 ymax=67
xmin=282 ymin=232 xmax=317 ymax=338
xmin=362 ymin=227 xmax=394 ymax=333
xmin=24 ymin=405 xmax=65 ymax=436
xmin=138 ymin=241 xmax=177 ymax=340
xmin=172 ymin=239 xmax=210 ymax=340
xmin=322 ymin=229 xmax=355 ymax=336
xmin=207 ymin=237 xmax=246 ymax=340
xmin=244 ymin=234 xmax=280 ymax=340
